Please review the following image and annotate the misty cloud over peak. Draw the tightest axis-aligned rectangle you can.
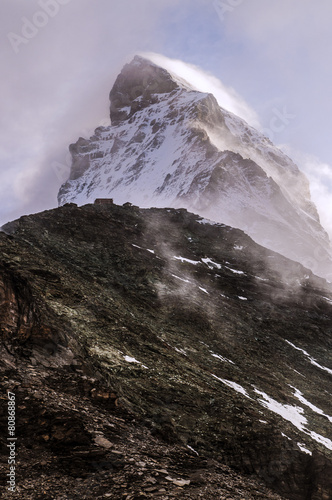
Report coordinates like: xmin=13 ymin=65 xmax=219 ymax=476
xmin=57 ymin=54 xmax=332 ymax=279
xmin=142 ymin=52 xmax=261 ymax=129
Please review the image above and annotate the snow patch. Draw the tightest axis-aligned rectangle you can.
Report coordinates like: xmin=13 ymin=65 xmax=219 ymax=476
xmin=124 ymin=355 xmax=148 ymax=369
xmin=187 ymin=445 xmax=199 ymax=455
xmin=212 ymin=375 xmax=251 ymax=399
xmin=225 ymin=266 xmax=245 ymax=275
xmin=297 ymin=443 xmax=312 ymax=455
xmin=201 ymin=257 xmax=222 ymax=269
xmin=171 ymin=274 xmax=191 ymax=283
xmin=286 ymin=340 xmax=332 ymax=375
xmin=173 ymin=255 xmax=200 ymax=265
xmin=254 ymin=389 xmax=307 ymax=431
xmin=174 ymin=347 xmax=187 ymax=356
xmin=255 ymin=387 xmax=332 ymax=451
xmin=291 ymin=386 xmax=332 ymax=423
xmin=210 ymin=352 xmax=235 ymax=365
xmin=309 ymin=431 xmax=332 ymax=450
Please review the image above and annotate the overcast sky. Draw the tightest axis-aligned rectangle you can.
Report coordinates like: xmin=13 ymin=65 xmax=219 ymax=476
xmin=1 ymin=0 xmax=332 ymax=235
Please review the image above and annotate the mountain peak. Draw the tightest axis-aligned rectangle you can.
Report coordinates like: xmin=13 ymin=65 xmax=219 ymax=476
xmin=58 ymin=56 xmax=332 ymax=278
xmin=109 ymin=55 xmax=179 ymax=124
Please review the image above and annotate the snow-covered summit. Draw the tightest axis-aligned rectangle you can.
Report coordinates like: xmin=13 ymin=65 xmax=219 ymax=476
xmin=58 ymin=55 xmax=332 ymax=277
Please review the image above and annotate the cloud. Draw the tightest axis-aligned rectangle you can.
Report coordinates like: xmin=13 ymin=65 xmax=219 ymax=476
xmin=281 ymin=146 xmax=332 ymax=241
xmin=300 ymin=161 xmax=332 ymax=241
xmin=0 ymin=0 xmax=182 ymax=226
xmin=142 ymin=52 xmax=261 ymax=129
xmin=217 ymin=0 xmax=332 ymax=162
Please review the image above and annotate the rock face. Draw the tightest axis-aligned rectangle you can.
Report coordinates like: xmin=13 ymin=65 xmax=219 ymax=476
xmin=109 ymin=56 xmax=178 ymax=125
xmin=1 ymin=202 xmax=332 ymax=499
xmin=58 ymin=55 xmax=332 ymax=278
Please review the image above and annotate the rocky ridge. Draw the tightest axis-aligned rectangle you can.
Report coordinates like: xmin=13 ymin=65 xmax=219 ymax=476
xmin=0 ymin=202 xmax=332 ymax=499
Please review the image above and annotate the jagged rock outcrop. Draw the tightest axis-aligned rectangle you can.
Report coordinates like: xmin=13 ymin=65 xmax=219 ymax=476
xmin=109 ymin=56 xmax=178 ymax=124
xmin=58 ymin=55 xmax=332 ymax=278
xmin=0 ymin=261 xmax=50 ymax=342
xmin=1 ymin=202 xmax=332 ymax=498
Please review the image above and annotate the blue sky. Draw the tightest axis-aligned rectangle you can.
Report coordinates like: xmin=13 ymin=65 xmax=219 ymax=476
xmin=1 ymin=0 xmax=332 ymax=234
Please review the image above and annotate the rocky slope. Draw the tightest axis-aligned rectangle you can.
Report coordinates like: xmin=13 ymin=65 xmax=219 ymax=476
xmin=57 ymin=55 xmax=332 ymax=278
xmin=1 ymin=202 xmax=332 ymax=499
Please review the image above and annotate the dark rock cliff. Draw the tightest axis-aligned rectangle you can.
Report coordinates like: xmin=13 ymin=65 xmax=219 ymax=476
xmin=109 ymin=55 xmax=178 ymax=125
xmin=1 ymin=202 xmax=332 ymax=499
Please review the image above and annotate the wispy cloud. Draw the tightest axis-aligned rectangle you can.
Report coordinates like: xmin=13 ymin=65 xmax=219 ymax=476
xmin=282 ymin=146 xmax=332 ymax=241
xmin=0 ymin=0 xmax=180 ymax=225
xmin=143 ymin=52 xmax=261 ymax=129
